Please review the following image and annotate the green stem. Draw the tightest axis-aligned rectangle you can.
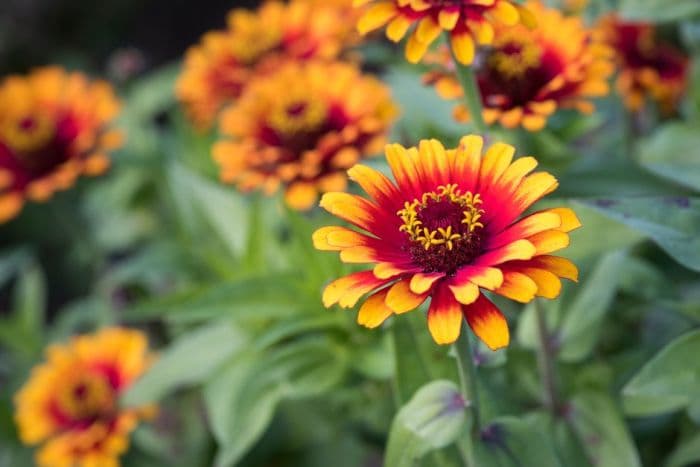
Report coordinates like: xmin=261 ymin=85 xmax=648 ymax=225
xmin=455 ymin=323 xmax=480 ymax=428
xmin=454 ymin=323 xmax=480 ymax=466
xmin=534 ymin=300 xmax=560 ymax=415
xmin=449 ymin=46 xmax=488 ymax=135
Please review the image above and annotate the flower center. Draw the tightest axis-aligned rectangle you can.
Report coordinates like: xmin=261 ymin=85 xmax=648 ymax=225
xmin=398 ymin=184 xmax=484 ymax=274
xmin=1 ymin=114 xmax=55 ymax=153
xmin=488 ymin=32 xmax=543 ymax=79
xmin=268 ymin=94 xmax=327 ymax=136
xmin=56 ymin=373 xmax=116 ymax=423
xmin=228 ymin=19 xmax=282 ymax=65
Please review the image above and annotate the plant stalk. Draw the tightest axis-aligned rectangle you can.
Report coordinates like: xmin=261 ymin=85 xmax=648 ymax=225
xmin=534 ymin=300 xmax=560 ymax=414
xmin=449 ymin=45 xmax=488 ymax=135
xmin=454 ymin=323 xmax=480 ymax=466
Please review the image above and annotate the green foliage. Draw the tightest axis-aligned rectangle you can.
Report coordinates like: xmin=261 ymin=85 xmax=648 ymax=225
xmin=385 ymin=380 xmax=468 ymax=467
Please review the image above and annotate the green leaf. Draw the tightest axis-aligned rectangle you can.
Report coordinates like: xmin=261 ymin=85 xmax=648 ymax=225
xmin=638 ymin=124 xmax=700 ymax=192
xmin=12 ymin=262 xmax=45 ymax=339
xmin=666 ymin=432 xmax=700 ymax=467
xmin=623 ymin=329 xmax=700 ymax=416
xmin=385 ymin=380 xmax=468 ymax=467
xmin=568 ymin=392 xmax=641 ymax=467
xmin=474 ymin=415 xmax=563 ymax=466
xmin=558 ymin=251 xmax=627 ymax=362
xmin=620 ymin=0 xmax=700 ymax=22
xmin=205 ymin=355 xmax=285 ymax=467
xmin=167 ymin=162 xmax=249 ymax=260
xmin=122 ymin=321 xmax=247 ymax=407
xmin=582 ymin=197 xmax=700 ymax=272
xmin=206 ymin=337 xmax=347 ymax=467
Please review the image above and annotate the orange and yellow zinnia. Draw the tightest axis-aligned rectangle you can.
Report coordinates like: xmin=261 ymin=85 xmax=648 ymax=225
xmin=213 ymin=61 xmax=397 ymax=210
xmin=354 ymin=0 xmax=535 ymax=65
xmin=314 ymin=135 xmax=580 ymax=350
xmin=597 ymin=15 xmax=689 ymax=115
xmin=0 ymin=67 xmax=122 ymax=223
xmin=15 ymin=328 xmax=155 ymax=467
xmin=423 ymin=1 xmax=614 ymax=131
xmin=176 ymin=0 xmax=361 ymax=129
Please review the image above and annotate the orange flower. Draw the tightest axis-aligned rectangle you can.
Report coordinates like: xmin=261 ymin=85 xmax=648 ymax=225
xmin=0 ymin=67 xmax=122 ymax=223
xmin=15 ymin=328 xmax=156 ymax=467
xmin=314 ymin=135 xmax=580 ymax=350
xmin=597 ymin=15 xmax=689 ymax=114
xmin=212 ymin=61 xmax=397 ymax=210
xmin=423 ymin=1 xmax=613 ymax=131
xmin=176 ymin=0 xmax=361 ymax=129
xmin=354 ymin=0 xmax=535 ymax=65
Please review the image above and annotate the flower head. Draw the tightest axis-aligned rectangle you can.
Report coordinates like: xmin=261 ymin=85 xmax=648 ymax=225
xmin=597 ymin=15 xmax=689 ymax=114
xmin=0 ymin=67 xmax=122 ymax=223
xmin=424 ymin=1 xmax=613 ymax=131
xmin=213 ymin=61 xmax=397 ymax=210
xmin=354 ymin=0 xmax=535 ymax=65
xmin=15 ymin=328 xmax=155 ymax=467
xmin=314 ymin=135 xmax=580 ymax=350
xmin=176 ymin=0 xmax=361 ymax=129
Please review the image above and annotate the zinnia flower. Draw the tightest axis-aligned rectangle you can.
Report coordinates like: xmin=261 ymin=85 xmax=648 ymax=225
xmin=15 ymin=328 xmax=155 ymax=467
xmin=423 ymin=1 xmax=614 ymax=131
xmin=597 ymin=15 xmax=689 ymax=114
xmin=354 ymin=0 xmax=535 ymax=65
xmin=313 ymin=135 xmax=580 ymax=349
xmin=0 ymin=67 xmax=122 ymax=223
xmin=212 ymin=61 xmax=397 ymax=210
xmin=176 ymin=0 xmax=360 ymax=129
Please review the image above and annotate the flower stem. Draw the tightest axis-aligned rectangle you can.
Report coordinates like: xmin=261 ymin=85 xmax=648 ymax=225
xmin=534 ymin=300 xmax=560 ymax=414
xmin=454 ymin=323 xmax=480 ymax=466
xmin=455 ymin=323 xmax=481 ymax=429
xmin=449 ymin=47 xmax=488 ymax=135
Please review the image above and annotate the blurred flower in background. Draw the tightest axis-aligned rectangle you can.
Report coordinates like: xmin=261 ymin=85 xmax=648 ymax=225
xmin=213 ymin=61 xmax=397 ymax=210
xmin=597 ymin=15 xmax=689 ymax=115
xmin=176 ymin=0 xmax=361 ymax=130
xmin=354 ymin=0 xmax=535 ymax=64
xmin=423 ymin=1 xmax=614 ymax=131
xmin=0 ymin=67 xmax=122 ymax=223
xmin=315 ymin=135 xmax=580 ymax=349
xmin=14 ymin=328 xmax=156 ymax=467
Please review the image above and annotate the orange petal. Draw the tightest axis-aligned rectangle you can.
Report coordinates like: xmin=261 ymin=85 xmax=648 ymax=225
xmin=358 ymin=2 xmax=397 ymax=35
xmin=409 ymin=272 xmax=444 ymax=294
xmin=452 ymin=266 xmax=504 ymax=290
xmin=357 ymin=289 xmax=394 ymax=328
xmin=528 ymin=230 xmax=570 ymax=255
xmin=448 ymin=280 xmax=480 ymax=305
xmin=495 ymin=271 xmax=538 ymax=303
xmin=386 ymin=278 xmax=428 ymax=314
xmin=450 ymin=31 xmax=475 ymax=65
xmin=322 ymin=271 xmax=385 ymax=308
xmin=285 ymin=182 xmax=318 ymax=210
xmin=476 ymin=239 xmax=536 ymax=266
xmin=547 ymin=207 xmax=582 ymax=232
xmin=427 ymin=285 xmax=463 ymax=345
xmin=463 ymin=294 xmax=510 ymax=350
xmin=528 ymin=256 xmax=578 ymax=282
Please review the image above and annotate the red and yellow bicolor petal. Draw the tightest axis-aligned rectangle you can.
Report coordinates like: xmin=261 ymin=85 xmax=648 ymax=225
xmin=354 ymin=0 xmax=533 ymax=65
xmin=0 ymin=67 xmax=122 ymax=224
xmin=423 ymin=1 xmax=613 ymax=131
xmin=14 ymin=328 xmax=156 ymax=467
xmin=213 ymin=61 xmax=397 ymax=211
xmin=596 ymin=14 xmax=688 ymax=115
xmin=177 ymin=0 xmax=362 ymax=129
xmin=315 ymin=134 xmax=578 ymax=349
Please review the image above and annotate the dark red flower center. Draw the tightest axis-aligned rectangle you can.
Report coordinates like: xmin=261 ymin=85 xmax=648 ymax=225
xmin=398 ymin=184 xmax=484 ymax=275
xmin=49 ymin=370 xmax=118 ymax=430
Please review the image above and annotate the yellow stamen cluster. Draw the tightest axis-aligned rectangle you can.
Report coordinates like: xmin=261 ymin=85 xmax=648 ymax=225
xmin=0 ymin=114 xmax=55 ymax=153
xmin=56 ymin=375 xmax=115 ymax=421
xmin=488 ymin=31 xmax=543 ymax=79
xmin=268 ymin=94 xmax=328 ymax=135
xmin=398 ymin=184 xmax=484 ymax=251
